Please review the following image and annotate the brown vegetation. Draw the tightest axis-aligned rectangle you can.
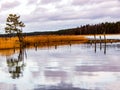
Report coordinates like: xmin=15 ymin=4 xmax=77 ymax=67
xmin=0 ymin=35 xmax=88 ymax=50
xmin=0 ymin=34 xmax=120 ymax=56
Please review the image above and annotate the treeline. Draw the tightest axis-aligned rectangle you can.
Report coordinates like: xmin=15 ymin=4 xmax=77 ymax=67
xmin=0 ymin=21 xmax=120 ymax=37
xmin=53 ymin=21 xmax=120 ymax=35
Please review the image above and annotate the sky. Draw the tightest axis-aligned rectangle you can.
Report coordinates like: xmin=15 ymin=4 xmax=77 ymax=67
xmin=0 ymin=0 xmax=120 ymax=33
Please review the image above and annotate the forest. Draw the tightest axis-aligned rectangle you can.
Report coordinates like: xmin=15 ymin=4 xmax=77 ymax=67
xmin=0 ymin=21 xmax=120 ymax=37
xmin=53 ymin=21 xmax=120 ymax=35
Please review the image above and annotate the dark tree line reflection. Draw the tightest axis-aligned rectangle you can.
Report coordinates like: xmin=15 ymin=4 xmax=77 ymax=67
xmin=6 ymin=48 xmax=26 ymax=79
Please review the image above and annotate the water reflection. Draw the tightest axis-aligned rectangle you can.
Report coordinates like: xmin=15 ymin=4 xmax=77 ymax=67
xmin=0 ymin=42 xmax=120 ymax=90
xmin=91 ymin=42 xmax=120 ymax=54
xmin=6 ymin=48 xmax=26 ymax=79
xmin=75 ymin=65 xmax=120 ymax=72
xmin=34 ymin=82 xmax=89 ymax=90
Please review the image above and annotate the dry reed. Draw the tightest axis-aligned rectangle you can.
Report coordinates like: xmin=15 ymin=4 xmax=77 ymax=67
xmin=0 ymin=35 xmax=88 ymax=50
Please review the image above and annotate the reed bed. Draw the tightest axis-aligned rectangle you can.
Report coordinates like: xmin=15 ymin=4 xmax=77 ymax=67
xmin=0 ymin=35 xmax=88 ymax=50
xmin=24 ymin=35 xmax=88 ymax=47
xmin=0 ymin=37 xmax=20 ymax=49
xmin=0 ymin=34 xmax=119 ymax=56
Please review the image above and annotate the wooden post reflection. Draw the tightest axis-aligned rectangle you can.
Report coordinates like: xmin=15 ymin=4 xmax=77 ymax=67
xmin=94 ymin=34 xmax=96 ymax=53
xmin=34 ymin=43 xmax=38 ymax=51
xmin=55 ymin=45 xmax=57 ymax=49
xmin=93 ymin=35 xmax=107 ymax=54
xmin=104 ymin=32 xmax=106 ymax=54
xmin=104 ymin=41 xmax=106 ymax=54
xmin=99 ymin=36 xmax=102 ymax=50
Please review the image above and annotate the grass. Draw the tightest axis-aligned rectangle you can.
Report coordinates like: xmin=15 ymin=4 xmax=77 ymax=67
xmin=0 ymin=37 xmax=20 ymax=49
xmin=0 ymin=34 xmax=119 ymax=56
xmin=0 ymin=35 xmax=88 ymax=50
xmin=24 ymin=35 xmax=88 ymax=48
xmin=0 ymin=34 xmax=120 ymax=49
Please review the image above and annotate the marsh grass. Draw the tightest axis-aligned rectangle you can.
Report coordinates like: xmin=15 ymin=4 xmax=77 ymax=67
xmin=0 ymin=35 xmax=88 ymax=49
xmin=0 ymin=37 xmax=20 ymax=49
xmin=24 ymin=35 xmax=88 ymax=48
xmin=0 ymin=35 xmax=119 ymax=56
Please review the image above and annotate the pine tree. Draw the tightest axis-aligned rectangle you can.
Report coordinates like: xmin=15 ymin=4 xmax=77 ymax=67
xmin=5 ymin=14 xmax=25 ymax=44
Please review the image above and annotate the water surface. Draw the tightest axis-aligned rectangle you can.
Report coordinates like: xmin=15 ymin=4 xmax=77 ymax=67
xmin=0 ymin=42 xmax=120 ymax=90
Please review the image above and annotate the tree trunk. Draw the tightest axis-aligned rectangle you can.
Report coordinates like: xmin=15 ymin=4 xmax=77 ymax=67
xmin=17 ymin=32 xmax=24 ymax=47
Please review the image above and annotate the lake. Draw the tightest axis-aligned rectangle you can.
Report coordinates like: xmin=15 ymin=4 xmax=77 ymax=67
xmin=0 ymin=42 xmax=120 ymax=90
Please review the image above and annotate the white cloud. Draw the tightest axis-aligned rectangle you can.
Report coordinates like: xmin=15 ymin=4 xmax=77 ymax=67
xmin=40 ymin=0 xmax=61 ymax=4
xmin=0 ymin=0 xmax=120 ymax=33
xmin=1 ymin=1 xmax=20 ymax=11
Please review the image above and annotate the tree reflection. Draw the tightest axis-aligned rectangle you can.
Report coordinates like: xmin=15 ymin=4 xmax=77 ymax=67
xmin=6 ymin=48 xmax=26 ymax=79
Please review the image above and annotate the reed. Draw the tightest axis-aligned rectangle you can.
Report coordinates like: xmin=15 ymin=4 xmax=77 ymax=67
xmin=0 ymin=35 xmax=88 ymax=49
xmin=0 ymin=37 xmax=20 ymax=49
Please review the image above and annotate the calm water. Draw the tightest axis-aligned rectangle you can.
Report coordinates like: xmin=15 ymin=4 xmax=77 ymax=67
xmin=0 ymin=42 xmax=120 ymax=90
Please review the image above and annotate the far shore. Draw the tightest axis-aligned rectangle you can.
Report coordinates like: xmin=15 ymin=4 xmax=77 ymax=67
xmin=0 ymin=34 xmax=120 ymax=50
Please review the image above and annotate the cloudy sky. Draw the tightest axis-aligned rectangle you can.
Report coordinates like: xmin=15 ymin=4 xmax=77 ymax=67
xmin=0 ymin=0 xmax=120 ymax=33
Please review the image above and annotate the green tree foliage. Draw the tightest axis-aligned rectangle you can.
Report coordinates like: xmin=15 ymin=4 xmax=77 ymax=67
xmin=5 ymin=14 xmax=25 ymax=43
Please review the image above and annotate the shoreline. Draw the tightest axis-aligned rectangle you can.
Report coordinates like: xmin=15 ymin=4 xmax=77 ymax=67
xmin=0 ymin=34 xmax=120 ymax=50
xmin=0 ymin=35 xmax=88 ymax=50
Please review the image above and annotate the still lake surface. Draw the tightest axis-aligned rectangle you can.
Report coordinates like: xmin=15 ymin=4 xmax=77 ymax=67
xmin=0 ymin=42 xmax=120 ymax=90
